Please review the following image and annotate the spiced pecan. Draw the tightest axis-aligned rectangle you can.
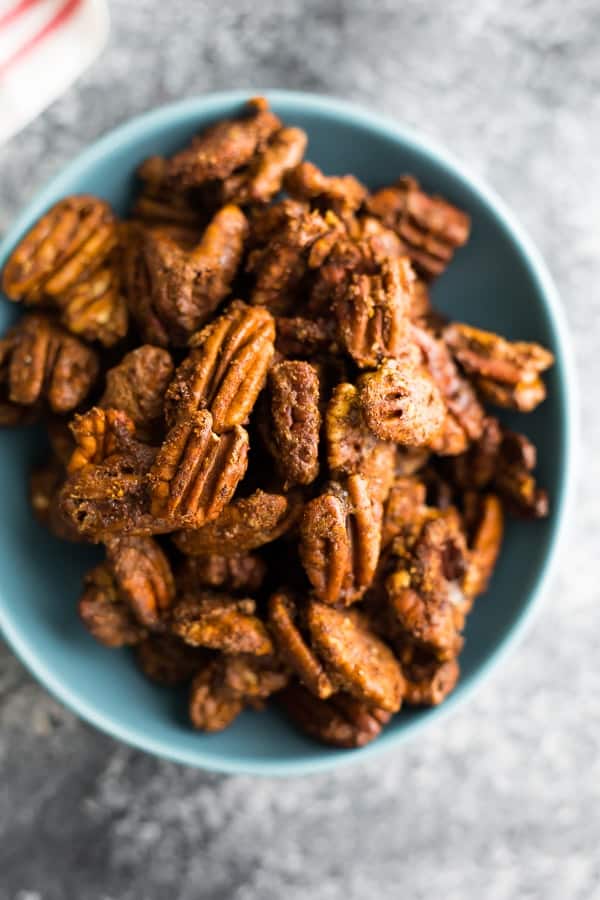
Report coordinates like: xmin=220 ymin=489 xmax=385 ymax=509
xmin=285 ymin=161 xmax=367 ymax=217
xmin=189 ymin=653 xmax=287 ymax=732
xmin=29 ymin=459 xmax=82 ymax=542
xmin=173 ymin=489 xmax=302 ymax=556
xmin=397 ymin=644 xmax=460 ymax=706
xmin=325 ymin=382 xmax=396 ymax=503
xmin=135 ymin=635 xmax=209 ymax=686
xmin=172 ymin=592 xmax=273 ymax=655
xmin=461 ymin=493 xmax=504 ymax=601
xmin=177 ymin=553 xmax=267 ymax=595
xmin=78 ymin=563 xmax=147 ymax=647
xmin=299 ymin=475 xmax=382 ymax=605
xmin=164 ymin=97 xmax=281 ymax=190
xmin=266 ymin=360 xmax=320 ymax=486
xmin=100 ymin=345 xmax=174 ymax=437
xmin=2 ymin=196 xmax=115 ymax=304
xmin=494 ymin=429 xmax=549 ymax=518
xmin=222 ymin=126 xmax=307 ymax=205
xmin=444 ymin=322 xmax=554 ymax=412
xmin=147 ymin=411 xmax=248 ymax=526
xmin=56 ymin=256 xmax=128 ymax=347
xmin=366 ymin=176 xmax=470 ymax=279
xmin=382 ymin=476 xmax=428 ymax=548
xmin=333 ymin=256 xmax=412 ymax=368
xmin=274 ymin=315 xmax=339 ymax=357
xmin=165 ymin=300 xmax=275 ymax=432
xmin=134 ymin=155 xmax=208 ymax=228
xmin=279 ymin=683 xmax=391 ymax=748
xmin=67 ymin=407 xmax=136 ymax=473
xmin=385 ymin=513 xmax=469 ymax=660
xmin=357 ymin=352 xmax=446 ymax=446
xmin=0 ymin=314 xmax=99 ymax=416
xmin=268 ymin=590 xmax=335 ymax=699
xmin=106 ymin=535 xmax=175 ymax=629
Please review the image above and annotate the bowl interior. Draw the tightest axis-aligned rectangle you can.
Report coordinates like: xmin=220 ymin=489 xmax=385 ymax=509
xmin=0 ymin=92 xmax=572 ymax=774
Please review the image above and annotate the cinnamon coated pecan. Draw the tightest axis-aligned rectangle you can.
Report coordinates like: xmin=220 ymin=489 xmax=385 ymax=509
xmin=177 ymin=553 xmax=267 ymax=595
xmin=268 ymin=590 xmax=335 ymax=699
xmin=299 ymin=476 xmax=382 ymax=605
xmin=67 ymin=407 xmax=136 ymax=473
xmin=135 ymin=635 xmax=209 ymax=686
xmin=100 ymin=345 xmax=174 ymax=437
xmin=165 ymin=300 xmax=274 ymax=432
xmin=147 ymin=411 xmax=248 ymax=526
xmin=173 ymin=489 xmax=302 ymax=556
xmin=397 ymin=644 xmax=460 ymax=706
xmin=444 ymin=322 xmax=554 ymax=412
xmin=56 ymin=256 xmax=127 ymax=346
xmin=29 ymin=459 xmax=82 ymax=542
xmin=366 ymin=176 xmax=470 ymax=279
xmin=461 ymin=493 xmax=504 ymax=601
xmin=2 ymin=196 xmax=115 ymax=304
xmin=221 ymin=126 xmax=307 ymax=205
xmin=266 ymin=360 xmax=321 ymax=486
xmin=172 ymin=592 xmax=273 ymax=655
xmin=78 ymin=563 xmax=147 ymax=647
xmin=285 ymin=161 xmax=367 ymax=217
xmin=279 ymin=683 xmax=391 ymax=748
xmin=105 ymin=535 xmax=175 ymax=629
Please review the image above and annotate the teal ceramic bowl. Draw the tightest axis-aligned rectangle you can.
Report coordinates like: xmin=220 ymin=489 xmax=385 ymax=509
xmin=0 ymin=91 xmax=577 ymax=775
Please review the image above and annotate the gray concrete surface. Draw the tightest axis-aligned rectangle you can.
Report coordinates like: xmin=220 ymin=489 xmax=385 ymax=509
xmin=1 ymin=2 xmax=599 ymax=898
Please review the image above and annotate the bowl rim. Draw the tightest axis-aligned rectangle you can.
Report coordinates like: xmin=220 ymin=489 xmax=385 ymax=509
xmin=0 ymin=89 xmax=578 ymax=776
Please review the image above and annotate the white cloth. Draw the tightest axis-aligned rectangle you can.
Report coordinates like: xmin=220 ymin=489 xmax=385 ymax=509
xmin=0 ymin=0 xmax=109 ymax=145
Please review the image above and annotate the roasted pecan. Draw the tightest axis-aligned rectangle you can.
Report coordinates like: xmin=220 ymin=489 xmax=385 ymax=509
xmin=135 ymin=635 xmax=209 ymax=686
xmin=307 ymin=601 xmax=405 ymax=711
xmin=67 ymin=407 xmax=136 ymax=473
xmin=494 ymin=429 xmax=549 ymax=518
xmin=165 ymin=300 xmax=275 ymax=432
xmin=274 ymin=315 xmax=339 ymax=358
xmin=325 ymin=382 xmax=396 ymax=504
xmin=121 ymin=223 xmax=169 ymax=346
xmin=29 ymin=459 xmax=82 ymax=542
xmin=382 ymin=476 xmax=428 ymax=548
xmin=100 ymin=345 xmax=174 ymax=437
xmin=366 ymin=176 xmax=470 ymax=279
xmin=247 ymin=208 xmax=336 ymax=314
xmin=444 ymin=322 xmax=554 ymax=412
xmin=189 ymin=652 xmax=287 ymax=732
xmin=147 ymin=411 xmax=248 ymax=526
xmin=280 ymin=683 xmax=392 ymax=748
xmin=357 ymin=352 xmax=446 ymax=446
xmin=461 ymin=493 xmax=504 ymax=601
xmin=78 ymin=563 xmax=147 ymax=647
xmin=385 ymin=513 xmax=469 ymax=660
xmin=266 ymin=360 xmax=320 ymax=486
xmin=2 ymin=196 xmax=115 ymax=304
xmin=173 ymin=489 xmax=302 ymax=556
xmin=268 ymin=590 xmax=335 ymax=699
xmin=412 ymin=323 xmax=485 ymax=454
xmin=397 ymin=644 xmax=460 ymax=706
xmin=247 ymin=199 xmax=309 ymax=247
xmin=333 ymin=256 xmax=412 ymax=368
xmin=56 ymin=256 xmax=128 ymax=347
xmin=177 ymin=553 xmax=267 ymax=595
xmin=134 ymin=155 xmax=208 ymax=228
xmin=172 ymin=592 xmax=273 ymax=655
xmin=0 ymin=314 xmax=98 ymax=416
xmin=164 ymin=97 xmax=281 ymax=190
xmin=285 ymin=161 xmax=367 ymax=217
xmin=444 ymin=416 xmax=502 ymax=490
xmin=106 ymin=535 xmax=175 ymax=629
xmin=299 ymin=476 xmax=382 ymax=605
xmin=221 ymin=126 xmax=307 ymax=205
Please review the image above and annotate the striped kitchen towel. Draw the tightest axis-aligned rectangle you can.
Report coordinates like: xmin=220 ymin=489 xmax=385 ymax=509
xmin=0 ymin=0 xmax=109 ymax=144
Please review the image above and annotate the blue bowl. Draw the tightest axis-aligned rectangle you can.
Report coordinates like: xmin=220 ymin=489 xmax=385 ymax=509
xmin=0 ymin=91 xmax=577 ymax=775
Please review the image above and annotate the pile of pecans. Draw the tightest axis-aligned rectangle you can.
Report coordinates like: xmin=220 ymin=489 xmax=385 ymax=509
xmin=1 ymin=98 xmax=554 ymax=748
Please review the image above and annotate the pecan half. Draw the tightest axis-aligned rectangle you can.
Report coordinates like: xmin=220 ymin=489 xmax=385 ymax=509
xmin=268 ymin=590 xmax=335 ymax=699
xmin=366 ymin=176 xmax=470 ymax=279
xmin=397 ymin=644 xmax=460 ymax=706
xmin=325 ymin=382 xmax=396 ymax=504
xmin=357 ymin=352 xmax=446 ymax=446
xmin=78 ymin=563 xmax=147 ymax=647
xmin=307 ymin=601 xmax=405 ymax=712
xmin=0 ymin=314 xmax=99 ymax=416
xmin=382 ymin=476 xmax=428 ymax=548
xmin=177 ymin=553 xmax=267 ymax=595
xmin=29 ymin=460 xmax=82 ymax=542
xmin=222 ymin=126 xmax=307 ymax=205
xmin=172 ymin=592 xmax=273 ymax=655
xmin=165 ymin=301 xmax=275 ymax=432
xmin=285 ymin=161 xmax=367 ymax=217
xmin=147 ymin=411 xmax=248 ymax=526
xmin=67 ymin=407 xmax=136 ymax=473
xmin=299 ymin=476 xmax=382 ymax=605
xmin=444 ymin=322 xmax=554 ymax=412
xmin=461 ymin=493 xmax=504 ymax=601
xmin=274 ymin=315 xmax=339 ymax=358
xmin=279 ymin=683 xmax=391 ymax=748
xmin=100 ymin=345 xmax=174 ymax=437
xmin=106 ymin=535 xmax=175 ymax=629
xmin=173 ymin=489 xmax=302 ymax=556
xmin=333 ymin=256 xmax=412 ymax=368
xmin=135 ymin=635 xmax=209 ymax=686
xmin=57 ymin=256 xmax=128 ymax=347
xmin=266 ymin=360 xmax=320 ymax=486
xmin=2 ymin=196 xmax=115 ymax=304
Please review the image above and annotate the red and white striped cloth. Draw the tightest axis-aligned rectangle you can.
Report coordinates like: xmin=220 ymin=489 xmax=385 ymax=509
xmin=0 ymin=0 xmax=109 ymax=144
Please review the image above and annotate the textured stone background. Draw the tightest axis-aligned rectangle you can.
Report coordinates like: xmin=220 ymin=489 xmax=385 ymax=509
xmin=1 ymin=2 xmax=599 ymax=898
